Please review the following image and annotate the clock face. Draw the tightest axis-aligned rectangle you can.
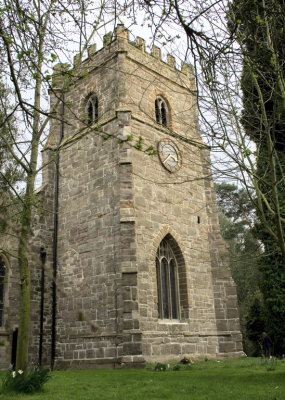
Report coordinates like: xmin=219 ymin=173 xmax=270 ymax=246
xmin=157 ymin=139 xmax=182 ymax=172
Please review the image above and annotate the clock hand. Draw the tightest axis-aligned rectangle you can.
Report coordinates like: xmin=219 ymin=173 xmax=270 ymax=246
xmin=162 ymin=154 xmax=171 ymax=163
xmin=163 ymin=154 xmax=178 ymax=164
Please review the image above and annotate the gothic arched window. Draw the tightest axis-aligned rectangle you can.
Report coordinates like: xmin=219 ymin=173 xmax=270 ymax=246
xmin=156 ymin=237 xmax=180 ymax=319
xmin=86 ymin=94 xmax=98 ymax=124
xmin=0 ymin=256 xmax=6 ymax=327
xmin=155 ymin=97 xmax=169 ymax=127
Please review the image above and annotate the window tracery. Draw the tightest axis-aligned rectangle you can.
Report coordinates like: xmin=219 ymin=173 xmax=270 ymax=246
xmin=156 ymin=237 xmax=180 ymax=319
xmin=155 ymin=97 xmax=169 ymax=127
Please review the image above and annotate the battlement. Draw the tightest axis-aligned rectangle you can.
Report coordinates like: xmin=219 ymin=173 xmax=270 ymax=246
xmin=52 ymin=24 xmax=194 ymax=88
xmin=113 ymin=24 xmax=193 ymax=75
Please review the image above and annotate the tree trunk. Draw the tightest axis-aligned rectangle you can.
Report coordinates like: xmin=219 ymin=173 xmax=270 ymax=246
xmin=16 ymin=173 xmax=36 ymax=371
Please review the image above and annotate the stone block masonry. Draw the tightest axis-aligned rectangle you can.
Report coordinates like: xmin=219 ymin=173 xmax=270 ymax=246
xmin=0 ymin=24 xmax=243 ymax=370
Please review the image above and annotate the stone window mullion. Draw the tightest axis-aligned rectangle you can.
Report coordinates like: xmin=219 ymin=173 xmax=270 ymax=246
xmin=167 ymin=259 xmax=172 ymax=318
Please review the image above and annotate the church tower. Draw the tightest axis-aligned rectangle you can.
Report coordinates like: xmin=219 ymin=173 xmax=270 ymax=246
xmin=40 ymin=25 xmax=243 ymax=368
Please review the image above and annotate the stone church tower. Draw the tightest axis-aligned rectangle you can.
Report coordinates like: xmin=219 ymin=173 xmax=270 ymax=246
xmin=0 ymin=25 xmax=243 ymax=370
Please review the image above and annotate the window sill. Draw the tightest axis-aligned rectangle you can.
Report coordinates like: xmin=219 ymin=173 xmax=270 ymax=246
xmin=158 ymin=319 xmax=188 ymax=325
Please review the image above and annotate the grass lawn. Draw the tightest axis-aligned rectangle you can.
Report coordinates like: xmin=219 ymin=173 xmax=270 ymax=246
xmin=1 ymin=358 xmax=284 ymax=400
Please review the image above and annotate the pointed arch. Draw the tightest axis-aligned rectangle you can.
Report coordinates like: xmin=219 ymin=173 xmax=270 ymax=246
xmin=155 ymin=96 xmax=170 ymax=127
xmin=86 ymin=93 xmax=99 ymax=124
xmin=155 ymin=234 xmax=189 ymax=320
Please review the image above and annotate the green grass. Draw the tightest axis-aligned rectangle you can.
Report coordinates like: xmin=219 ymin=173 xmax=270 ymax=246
xmin=1 ymin=358 xmax=284 ymax=400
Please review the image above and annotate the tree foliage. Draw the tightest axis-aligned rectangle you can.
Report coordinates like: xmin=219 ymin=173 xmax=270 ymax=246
xmin=245 ymin=292 xmax=265 ymax=356
xmin=228 ymin=0 xmax=285 ymax=355
xmin=0 ymin=0 xmax=122 ymax=370
xmin=216 ymin=183 xmax=263 ymax=355
xmin=0 ymin=0 xmax=284 ymax=367
xmin=216 ymin=184 xmax=259 ymax=293
xmin=140 ymin=0 xmax=285 ymax=356
xmin=0 ymin=81 xmax=23 ymax=234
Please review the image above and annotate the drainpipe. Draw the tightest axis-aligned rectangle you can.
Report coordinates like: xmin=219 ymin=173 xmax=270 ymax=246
xmin=51 ymin=93 xmax=65 ymax=370
xmin=39 ymin=247 xmax=46 ymax=366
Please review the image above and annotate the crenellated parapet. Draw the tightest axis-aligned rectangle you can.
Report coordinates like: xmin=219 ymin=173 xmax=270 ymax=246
xmin=112 ymin=24 xmax=194 ymax=77
xmin=51 ymin=62 xmax=72 ymax=89
xmin=51 ymin=24 xmax=195 ymax=89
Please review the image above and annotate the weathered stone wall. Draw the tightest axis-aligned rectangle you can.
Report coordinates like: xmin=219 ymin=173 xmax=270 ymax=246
xmin=28 ymin=185 xmax=55 ymax=367
xmin=1 ymin=25 xmax=242 ymax=370
xmin=0 ymin=250 xmax=19 ymax=370
xmin=47 ymin=26 xmax=243 ymax=367
xmin=104 ymin=32 xmax=242 ymax=362
xmin=0 ymin=180 xmax=55 ymax=370
xmin=49 ymin=49 xmax=125 ymax=366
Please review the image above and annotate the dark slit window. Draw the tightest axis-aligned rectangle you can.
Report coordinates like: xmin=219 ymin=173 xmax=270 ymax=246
xmin=86 ymin=94 xmax=98 ymax=124
xmin=0 ymin=257 xmax=6 ymax=326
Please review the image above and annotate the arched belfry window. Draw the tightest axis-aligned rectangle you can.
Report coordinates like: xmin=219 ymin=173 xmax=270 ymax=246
xmin=155 ymin=97 xmax=169 ymax=127
xmin=0 ymin=256 xmax=6 ymax=327
xmin=86 ymin=94 xmax=98 ymax=124
xmin=156 ymin=236 xmax=180 ymax=319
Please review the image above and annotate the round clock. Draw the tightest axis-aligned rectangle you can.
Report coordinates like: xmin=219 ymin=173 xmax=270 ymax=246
xmin=157 ymin=139 xmax=182 ymax=173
